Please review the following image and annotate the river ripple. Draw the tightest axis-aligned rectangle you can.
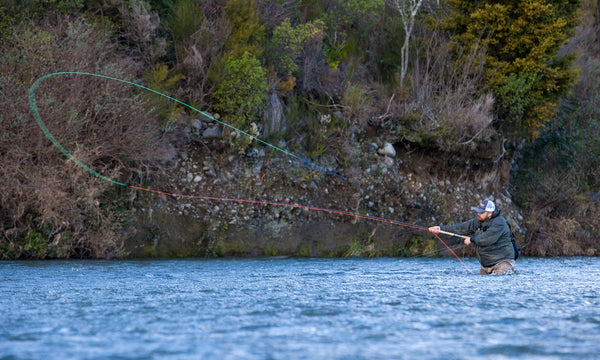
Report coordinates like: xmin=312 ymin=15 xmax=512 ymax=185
xmin=1 ymin=257 xmax=598 ymax=359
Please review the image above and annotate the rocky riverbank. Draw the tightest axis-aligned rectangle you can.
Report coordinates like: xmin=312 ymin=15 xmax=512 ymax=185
xmin=124 ymin=118 xmax=527 ymax=259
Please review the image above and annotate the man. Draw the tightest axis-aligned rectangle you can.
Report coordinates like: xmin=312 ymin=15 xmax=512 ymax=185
xmin=429 ymin=199 xmax=515 ymax=275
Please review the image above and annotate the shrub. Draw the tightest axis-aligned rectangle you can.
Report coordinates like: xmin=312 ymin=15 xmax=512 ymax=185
xmin=269 ymin=18 xmax=325 ymax=80
xmin=211 ymin=51 xmax=268 ymax=152
xmin=120 ymin=0 xmax=166 ymax=65
xmin=173 ymin=0 xmax=230 ymax=109
xmin=165 ymin=0 xmax=204 ymax=63
xmin=143 ymin=63 xmax=185 ymax=131
xmin=382 ymin=25 xmax=498 ymax=158
xmin=0 ymin=17 xmax=163 ymax=259
xmin=305 ymin=113 xmax=341 ymax=160
xmin=224 ymin=0 xmax=265 ymax=58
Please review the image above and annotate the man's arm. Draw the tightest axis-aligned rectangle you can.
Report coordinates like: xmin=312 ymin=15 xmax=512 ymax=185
xmin=429 ymin=220 xmax=475 ymax=246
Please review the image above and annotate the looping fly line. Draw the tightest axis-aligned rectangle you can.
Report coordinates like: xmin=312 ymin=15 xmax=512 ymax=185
xmin=28 ymin=72 xmax=472 ymax=273
xmin=29 ymin=72 xmax=352 ymax=184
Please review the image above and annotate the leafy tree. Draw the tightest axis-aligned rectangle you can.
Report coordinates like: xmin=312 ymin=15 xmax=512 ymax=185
xmin=211 ymin=51 xmax=268 ymax=134
xmin=446 ymin=0 xmax=581 ymax=138
xmin=269 ymin=18 xmax=325 ymax=79
xmin=369 ymin=6 xmax=405 ymax=82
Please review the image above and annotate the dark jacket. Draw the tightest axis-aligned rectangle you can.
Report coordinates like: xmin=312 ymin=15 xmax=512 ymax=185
xmin=441 ymin=206 xmax=514 ymax=267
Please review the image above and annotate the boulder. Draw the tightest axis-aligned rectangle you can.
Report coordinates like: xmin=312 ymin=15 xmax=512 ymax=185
xmin=378 ymin=142 xmax=396 ymax=157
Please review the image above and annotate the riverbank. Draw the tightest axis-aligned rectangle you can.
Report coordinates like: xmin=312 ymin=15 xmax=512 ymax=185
xmin=123 ymin=120 xmax=548 ymax=259
xmin=1 ymin=3 xmax=598 ymax=260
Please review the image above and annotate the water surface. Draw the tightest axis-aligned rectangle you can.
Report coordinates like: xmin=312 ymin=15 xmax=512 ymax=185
xmin=1 ymin=257 xmax=598 ymax=359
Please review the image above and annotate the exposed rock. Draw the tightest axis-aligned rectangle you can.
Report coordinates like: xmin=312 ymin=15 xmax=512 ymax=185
xmin=203 ymin=126 xmax=222 ymax=138
xmin=382 ymin=156 xmax=394 ymax=168
xmin=378 ymin=142 xmax=396 ymax=157
xmin=191 ymin=119 xmax=203 ymax=131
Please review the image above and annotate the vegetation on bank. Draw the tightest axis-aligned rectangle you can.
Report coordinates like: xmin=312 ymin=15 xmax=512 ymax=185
xmin=1 ymin=0 xmax=598 ymax=259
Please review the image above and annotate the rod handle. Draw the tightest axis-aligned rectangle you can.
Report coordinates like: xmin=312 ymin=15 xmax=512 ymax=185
xmin=436 ymin=229 xmax=469 ymax=240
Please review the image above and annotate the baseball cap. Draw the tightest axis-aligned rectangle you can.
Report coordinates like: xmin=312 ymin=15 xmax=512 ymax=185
xmin=472 ymin=199 xmax=495 ymax=213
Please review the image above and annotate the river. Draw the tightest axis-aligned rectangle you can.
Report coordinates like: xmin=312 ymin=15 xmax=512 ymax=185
xmin=1 ymin=257 xmax=598 ymax=359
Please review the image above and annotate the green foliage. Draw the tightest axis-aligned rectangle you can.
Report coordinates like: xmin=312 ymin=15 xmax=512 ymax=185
xmin=270 ymin=18 xmax=325 ymax=78
xmin=320 ymin=0 xmax=384 ymax=68
xmin=296 ymin=0 xmax=385 ymax=70
xmin=141 ymin=245 xmax=158 ymax=257
xmin=321 ymin=0 xmax=384 ymax=30
xmin=512 ymin=54 xmax=600 ymax=252
xmin=495 ymin=72 xmax=545 ymax=136
xmin=296 ymin=239 xmax=312 ymax=257
xmin=143 ymin=63 xmax=185 ymax=130
xmin=0 ymin=219 xmax=71 ymax=260
xmin=342 ymin=83 xmax=374 ymax=123
xmin=83 ymin=0 xmax=128 ymax=27
xmin=283 ymin=93 xmax=303 ymax=126
xmin=145 ymin=62 xmax=184 ymax=90
xmin=212 ymin=51 xmax=268 ymax=127
xmin=224 ymin=0 xmax=265 ymax=58
xmin=324 ymin=36 xmax=348 ymax=69
xmin=375 ymin=8 xmax=405 ymax=81
xmin=166 ymin=0 xmax=203 ymax=61
xmin=512 ymin=111 xmax=600 ymax=254
xmin=144 ymin=0 xmax=175 ymax=19
xmin=343 ymin=238 xmax=365 ymax=257
xmin=446 ymin=0 xmax=581 ymax=139
xmin=514 ymin=102 xmax=600 ymax=213
xmin=23 ymin=231 xmax=48 ymax=259
xmin=282 ymin=92 xmax=345 ymax=160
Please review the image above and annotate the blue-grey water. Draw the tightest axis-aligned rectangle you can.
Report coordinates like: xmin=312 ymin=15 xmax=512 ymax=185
xmin=1 ymin=257 xmax=598 ymax=360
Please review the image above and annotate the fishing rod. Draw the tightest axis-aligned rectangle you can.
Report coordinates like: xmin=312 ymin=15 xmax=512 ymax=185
xmin=28 ymin=71 xmax=473 ymax=273
xmin=435 ymin=230 xmax=469 ymax=240
xmin=128 ymin=185 xmax=473 ymax=273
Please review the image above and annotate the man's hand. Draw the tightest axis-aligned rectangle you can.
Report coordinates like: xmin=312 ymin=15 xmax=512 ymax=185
xmin=464 ymin=237 xmax=471 ymax=246
xmin=429 ymin=226 xmax=440 ymax=234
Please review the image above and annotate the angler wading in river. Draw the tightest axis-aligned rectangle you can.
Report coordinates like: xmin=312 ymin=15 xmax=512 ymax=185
xmin=429 ymin=199 xmax=516 ymax=275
